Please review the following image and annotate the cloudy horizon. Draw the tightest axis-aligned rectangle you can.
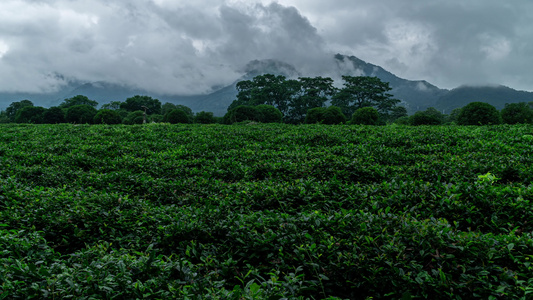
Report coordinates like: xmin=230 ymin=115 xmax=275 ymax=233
xmin=1 ymin=0 xmax=532 ymax=95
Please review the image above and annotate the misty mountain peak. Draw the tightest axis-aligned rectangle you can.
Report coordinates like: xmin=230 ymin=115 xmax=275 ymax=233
xmin=243 ymin=59 xmax=301 ymax=78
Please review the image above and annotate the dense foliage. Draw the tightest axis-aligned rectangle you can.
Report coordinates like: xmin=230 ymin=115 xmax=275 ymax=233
xmin=457 ymin=102 xmax=501 ymax=125
xmin=1 ymin=124 xmax=532 ymax=299
xmin=501 ymin=102 xmax=533 ymax=124
xmin=230 ymin=74 xmax=400 ymax=123
xmin=305 ymin=106 xmax=346 ymax=124
xmin=163 ymin=109 xmax=191 ymax=124
xmin=350 ymin=107 xmax=380 ymax=125
xmin=65 ymin=104 xmax=98 ymax=124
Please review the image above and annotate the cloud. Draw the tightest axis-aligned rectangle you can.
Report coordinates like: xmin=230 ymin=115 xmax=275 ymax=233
xmin=0 ymin=0 xmax=330 ymax=95
xmin=276 ymin=0 xmax=533 ymax=90
xmin=1 ymin=0 xmax=533 ymax=95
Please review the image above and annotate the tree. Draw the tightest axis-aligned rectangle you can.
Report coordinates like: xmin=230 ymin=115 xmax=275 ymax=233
xmin=161 ymin=102 xmax=177 ymax=116
xmin=305 ymin=107 xmax=327 ymax=124
xmin=409 ymin=111 xmax=442 ymax=126
xmin=408 ymin=107 xmax=444 ymax=126
xmin=194 ymin=111 xmax=216 ymax=124
xmin=150 ymin=114 xmax=164 ymax=123
xmin=388 ymin=106 xmax=408 ymax=123
xmin=229 ymin=74 xmax=301 ymax=122
xmin=229 ymin=74 xmax=338 ymax=124
xmin=164 ymin=109 xmax=191 ymax=124
xmin=101 ymin=101 xmax=123 ymax=110
xmin=15 ymin=106 xmax=46 ymax=124
xmin=255 ymin=105 xmax=283 ymax=123
xmin=120 ymin=95 xmax=161 ymax=115
xmin=0 ymin=111 xmax=9 ymax=123
xmin=321 ymin=106 xmax=346 ymax=125
xmin=43 ymin=107 xmax=65 ymax=124
xmin=122 ymin=111 xmax=145 ymax=125
xmin=457 ymin=102 xmax=501 ymax=125
xmin=65 ymin=105 xmax=98 ymax=124
xmin=305 ymin=106 xmax=346 ymax=124
xmin=6 ymin=100 xmax=33 ymax=122
xmin=223 ymin=106 xmax=260 ymax=124
xmin=351 ymin=107 xmax=380 ymax=125
xmin=286 ymin=77 xmax=336 ymax=123
xmin=501 ymin=102 xmax=533 ymax=124
xmin=447 ymin=108 xmax=462 ymax=124
xmin=94 ymin=109 xmax=122 ymax=124
xmin=331 ymin=76 xmax=400 ymax=117
xmin=60 ymin=95 xmax=98 ymax=109
xmin=176 ymin=105 xmax=194 ymax=122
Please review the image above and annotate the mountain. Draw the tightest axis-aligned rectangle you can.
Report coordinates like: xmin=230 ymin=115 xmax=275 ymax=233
xmin=2 ymin=54 xmax=533 ymax=116
xmin=435 ymin=85 xmax=533 ymax=113
xmin=333 ymin=54 xmax=449 ymax=112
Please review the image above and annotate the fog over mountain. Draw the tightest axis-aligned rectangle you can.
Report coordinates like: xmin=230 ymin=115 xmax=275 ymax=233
xmin=1 ymin=0 xmax=533 ymax=97
xmin=1 ymin=1 xmax=533 ymax=113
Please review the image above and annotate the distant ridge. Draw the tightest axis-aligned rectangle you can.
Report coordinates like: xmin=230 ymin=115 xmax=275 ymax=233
xmin=2 ymin=54 xmax=533 ymax=116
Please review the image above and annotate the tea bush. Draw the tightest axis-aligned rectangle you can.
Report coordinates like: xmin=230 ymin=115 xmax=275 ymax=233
xmin=1 ymin=123 xmax=532 ymax=299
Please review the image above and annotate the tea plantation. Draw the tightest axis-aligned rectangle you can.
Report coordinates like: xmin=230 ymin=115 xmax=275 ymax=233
xmin=1 ymin=123 xmax=532 ymax=299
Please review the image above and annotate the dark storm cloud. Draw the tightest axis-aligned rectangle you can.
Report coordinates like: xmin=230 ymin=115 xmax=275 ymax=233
xmin=0 ymin=0 xmax=532 ymax=95
xmin=0 ymin=0 xmax=329 ymax=94
xmin=280 ymin=0 xmax=533 ymax=90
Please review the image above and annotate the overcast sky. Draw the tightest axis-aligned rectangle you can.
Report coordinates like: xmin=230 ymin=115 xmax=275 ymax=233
xmin=1 ymin=0 xmax=532 ymax=94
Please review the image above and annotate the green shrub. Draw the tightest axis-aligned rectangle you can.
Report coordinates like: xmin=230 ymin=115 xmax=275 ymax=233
xmin=42 ymin=107 xmax=65 ymax=124
xmin=305 ymin=106 xmax=346 ymax=124
xmin=501 ymin=102 xmax=533 ymax=124
xmin=351 ymin=107 xmax=380 ymax=125
xmin=93 ymin=109 xmax=122 ymax=124
xmin=256 ymin=105 xmax=283 ymax=123
xmin=164 ymin=109 xmax=191 ymax=124
xmin=223 ymin=106 xmax=260 ymax=124
xmin=15 ymin=106 xmax=47 ymax=124
xmin=66 ymin=105 xmax=98 ymax=124
xmin=410 ymin=111 xmax=441 ymax=126
xmin=195 ymin=111 xmax=216 ymax=124
xmin=457 ymin=102 xmax=501 ymax=125
xmin=149 ymin=114 xmax=164 ymax=123
xmin=322 ymin=106 xmax=346 ymax=124
xmin=393 ymin=116 xmax=410 ymax=125
xmin=122 ymin=111 xmax=145 ymax=125
xmin=305 ymin=107 xmax=327 ymax=124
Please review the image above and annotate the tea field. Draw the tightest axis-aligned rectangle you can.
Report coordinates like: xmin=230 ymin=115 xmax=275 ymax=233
xmin=1 ymin=123 xmax=533 ymax=299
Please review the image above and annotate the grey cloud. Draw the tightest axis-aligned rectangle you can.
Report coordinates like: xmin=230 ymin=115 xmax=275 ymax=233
xmin=1 ymin=0 xmax=533 ymax=96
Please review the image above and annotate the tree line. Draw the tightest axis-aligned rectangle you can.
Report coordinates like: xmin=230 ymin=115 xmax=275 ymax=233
xmin=226 ymin=74 xmax=406 ymax=124
xmin=0 ymin=95 xmax=218 ymax=125
xmin=2 ymin=74 xmax=532 ymax=126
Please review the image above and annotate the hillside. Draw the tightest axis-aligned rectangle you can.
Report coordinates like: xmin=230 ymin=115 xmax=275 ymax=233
xmin=435 ymin=85 xmax=533 ymax=113
xmin=2 ymin=54 xmax=533 ymax=116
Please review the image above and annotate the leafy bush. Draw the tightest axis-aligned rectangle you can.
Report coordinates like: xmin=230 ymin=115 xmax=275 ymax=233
xmin=351 ymin=107 xmax=380 ymax=125
xmin=305 ymin=106 xmax=346 ymax=124
xmin=120 ymin=95 xmax=162 ymax=115
xmin=393 ymin=116 xmax=410 ymax=125
xmin=93 ymin=109 xmax=122 ymax=124
xmin=256 ymin=105 xmax=283 ymax=123
xmin=164 ymin=109 xmax=191 ymax=124
xmin=149 ymin=114 xmax=164 ymax=123
xmin=122 ymin=110 xmax=145 ymax=125
xmin=410 ymin=111 xmax=442 ymax=125
xmin=304 ymin=107 xmax=327 ymax=124
xmin=223 ymin=106 xmax=260 ymax=124
xmin=457 ymin=102 xmax=501 ymax=125
xmin=66 ymin=105 xmax=98 ymax=124
xmin=43 ymin=106 xmax=66 ymax=124
xmin=1 ymin=124 xmax=532 ymax=299
xmin=194 ymin=111 xmax=216 ymax=124
xmin=501 ymin=102 xmax=533 ymax=124
xmin=14 ymin=106 xmax=46 ymax=124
